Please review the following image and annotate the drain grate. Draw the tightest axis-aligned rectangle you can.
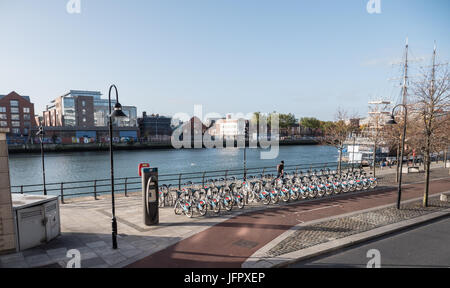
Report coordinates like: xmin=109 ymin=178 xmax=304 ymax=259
xmin=233 ymin=239 xmax=259 ymax=249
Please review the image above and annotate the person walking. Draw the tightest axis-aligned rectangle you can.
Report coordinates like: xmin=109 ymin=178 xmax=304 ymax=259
xmin=277 ymin=161 xmax=285 ymax=179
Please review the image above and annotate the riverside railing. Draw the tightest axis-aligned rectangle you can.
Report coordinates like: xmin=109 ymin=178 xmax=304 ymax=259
xmin=11 ymin=161 xmax=362 ymax=204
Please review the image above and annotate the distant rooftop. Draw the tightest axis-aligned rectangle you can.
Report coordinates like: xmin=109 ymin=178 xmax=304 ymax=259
xmin=0 ymin=93 xmax=31 ymax=102
xmin=62 ymin=90 xmax=102 ymax=99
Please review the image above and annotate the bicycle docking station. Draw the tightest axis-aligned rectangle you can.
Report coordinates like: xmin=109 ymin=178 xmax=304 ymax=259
xmin=142 ymin=167 xmax=159 ymax=226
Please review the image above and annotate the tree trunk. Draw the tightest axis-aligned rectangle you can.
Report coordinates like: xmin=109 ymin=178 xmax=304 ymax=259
xmin=423 ymin=137 xmax=431 ymax=208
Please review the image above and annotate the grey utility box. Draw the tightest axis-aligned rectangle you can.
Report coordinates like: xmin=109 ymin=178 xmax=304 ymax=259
xmin=11 ymin=194 xmax=61 ymax=251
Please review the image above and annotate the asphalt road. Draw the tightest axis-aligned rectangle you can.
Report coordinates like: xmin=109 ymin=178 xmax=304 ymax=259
xmin=289 ymin=215 xmax=450 ymax=268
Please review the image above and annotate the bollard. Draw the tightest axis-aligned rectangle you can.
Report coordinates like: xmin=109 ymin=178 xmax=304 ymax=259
xmin=124 ymin=178 xmax=128 ymax=197
xmin=94 ymin=180 xmax=98 ymax=200
xmin=60 ymin=183 xmax=65 ymax=204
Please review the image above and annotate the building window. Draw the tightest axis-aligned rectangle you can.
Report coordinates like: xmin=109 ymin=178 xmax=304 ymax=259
xmin=82 ymin=109 xmax=86 ymax=115
xmin=82 ymin=101 xmax=86 ymax=107
xmin=0 ymin=107 xmax=5 ymax=113
xmin=10 ymin=100 xmax=19 ymax=107
xmin=0 ymin=121 xmax=7 ymax=127
xmin=0 ymin=114 xmax=6 ymax=120
xmin=82 ymin=117 xmax=86 ymax=123
xmin=11 ymin=128 xmax=20 ymax=134
xmin=11 ymin=121 xmax=20 ymax=127
xmin=24 ymin=121 xmax=31 ymax=127
xmin=11 ymin=107 xmax=19 ymax=113
xmin=24 ymin=114 xmax=30 ymax=120
xmin=23 ymin=128 xmax=29 ymax=135
xmin=23 ymin=107 xmax=30 ymax=113
xmin=11 ymin=114 xmax=20 ymax=120
xmin=64 ymin=98 xmax=75 ymax=107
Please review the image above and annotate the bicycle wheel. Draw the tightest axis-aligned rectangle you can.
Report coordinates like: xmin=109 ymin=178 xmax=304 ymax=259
xmin=159 ymin=194 xmax=165 ymax=207
xmin=308 ymin=189 xmax=317 ymax=199
xmin=213 ymin=202 xmax=221 ymax=214
xmin=262 ymin=194 xmax=270 ymax=205
xmin=185 ymin=207 xmax=193 ymax=218
xmin=317 ymin=188 xmax=325 ymax=198
xmin=198 ymin=203 xmax=207 ymax=216
xmin=247 ymin=191 xmax=256 ymax=203
xmin=237 ymin=199 xmax=245 ymax=209
xmin=225 ymin=200 xmax=233 ymax=211
xmin=281 ymin=192 xmax=290 ymax=202
xmin=290 ymin=190 xmax=299 ymax=201
xmin=167 ymin=192 xmax=174 ymax=206
xmin=334 ymin=185 xmax=342 ymax=194
xmin=174 ymin=201 xmax=183 ymax=215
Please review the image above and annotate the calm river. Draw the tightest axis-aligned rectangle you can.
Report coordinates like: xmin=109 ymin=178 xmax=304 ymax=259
xmin=8 ymin=145 xmax=338 ymax=186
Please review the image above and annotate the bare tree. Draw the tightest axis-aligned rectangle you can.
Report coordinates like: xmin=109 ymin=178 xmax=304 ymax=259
xmin=411 ymin=50 xmax=450 ymax=207
xmin=321 ymin=109 xmax=352 ymax=175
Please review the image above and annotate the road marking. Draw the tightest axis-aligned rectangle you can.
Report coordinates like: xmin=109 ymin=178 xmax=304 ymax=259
xmin=293 ymin=204 xmax=341 ymax=215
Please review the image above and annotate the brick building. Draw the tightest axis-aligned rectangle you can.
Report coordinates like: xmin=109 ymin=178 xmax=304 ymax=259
xmin=0 ymin=91 xmax=36 ymax=144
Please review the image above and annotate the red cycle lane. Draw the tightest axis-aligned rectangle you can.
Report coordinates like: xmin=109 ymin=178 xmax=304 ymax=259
xmin=127 ymin=178 xmax=450 ymax=268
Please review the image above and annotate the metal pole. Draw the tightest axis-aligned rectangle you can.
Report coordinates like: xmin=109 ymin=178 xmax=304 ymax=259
xmin=352 ymin=134 xmax=356 ymax=172
xmin=124 ymin=177 xmax=128 ymax=197
xmin=40 ymin=131 xmax=47 ymax=195
xmin=396 ymin=105 xmax=407 ymax=210
xmin=94 ymin=180 xmax=97 ymax=200
xmin=244 ymin=146 xmax=247 ymax=180
xmin=109 ymin=85 xmax=118 ymax=250
xmin=60 ymin=183 xmax=64 ymax=204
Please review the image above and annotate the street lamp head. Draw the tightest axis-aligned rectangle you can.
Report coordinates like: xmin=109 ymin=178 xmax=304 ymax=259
xmin=386 ymin=115 xmax=397 ymax=125
xmin=36 ymin=126 xmax=44 ymax=136
xmin=110 ymin=102 xmax=128 ymax=119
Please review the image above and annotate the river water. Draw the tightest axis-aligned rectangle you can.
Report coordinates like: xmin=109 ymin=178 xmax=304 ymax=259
xmin=8 ymin=145 xmax=338 ymax=186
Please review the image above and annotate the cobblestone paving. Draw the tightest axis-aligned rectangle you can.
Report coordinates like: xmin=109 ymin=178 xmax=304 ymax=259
xmin=267 ymin=198 xmax=450 ymax=257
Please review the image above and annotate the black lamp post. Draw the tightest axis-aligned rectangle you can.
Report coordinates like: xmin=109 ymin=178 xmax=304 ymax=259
xmin=108 ymin=85 xmax=128 ymax=249
xmin=386 ymin=104 xmax=408 ymax=209
xmin=243 ymin=124 xmax=248 ymax=180
xmin=36 ymin=126 xmax=47 ymax=195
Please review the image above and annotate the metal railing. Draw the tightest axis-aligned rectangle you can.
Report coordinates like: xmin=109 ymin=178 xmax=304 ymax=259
xmin=11 ymin=161 xmax=362 ymax=204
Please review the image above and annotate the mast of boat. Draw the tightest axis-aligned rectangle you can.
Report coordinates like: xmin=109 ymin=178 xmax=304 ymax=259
xmin=402 ymin=37 xmax=409 ymax=106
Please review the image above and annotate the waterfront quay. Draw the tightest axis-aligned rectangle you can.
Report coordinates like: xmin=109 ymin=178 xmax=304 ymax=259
xmin=7 ymin=138 xmax=320 ymax=153
xmin=1 ymin=165 xmax=448 ymax=268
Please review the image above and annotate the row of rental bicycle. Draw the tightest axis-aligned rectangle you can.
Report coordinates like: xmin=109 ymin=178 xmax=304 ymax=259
xmin=158 ymin=167 xmax=378 ymax=218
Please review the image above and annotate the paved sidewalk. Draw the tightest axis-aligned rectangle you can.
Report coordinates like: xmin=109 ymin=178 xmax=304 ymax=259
xmin=0 ymin=167 xmax=449 ymax=268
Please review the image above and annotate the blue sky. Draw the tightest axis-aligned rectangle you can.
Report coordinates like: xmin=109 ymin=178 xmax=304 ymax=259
xmin=0 ymin=0 xmax=449 ymax=121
